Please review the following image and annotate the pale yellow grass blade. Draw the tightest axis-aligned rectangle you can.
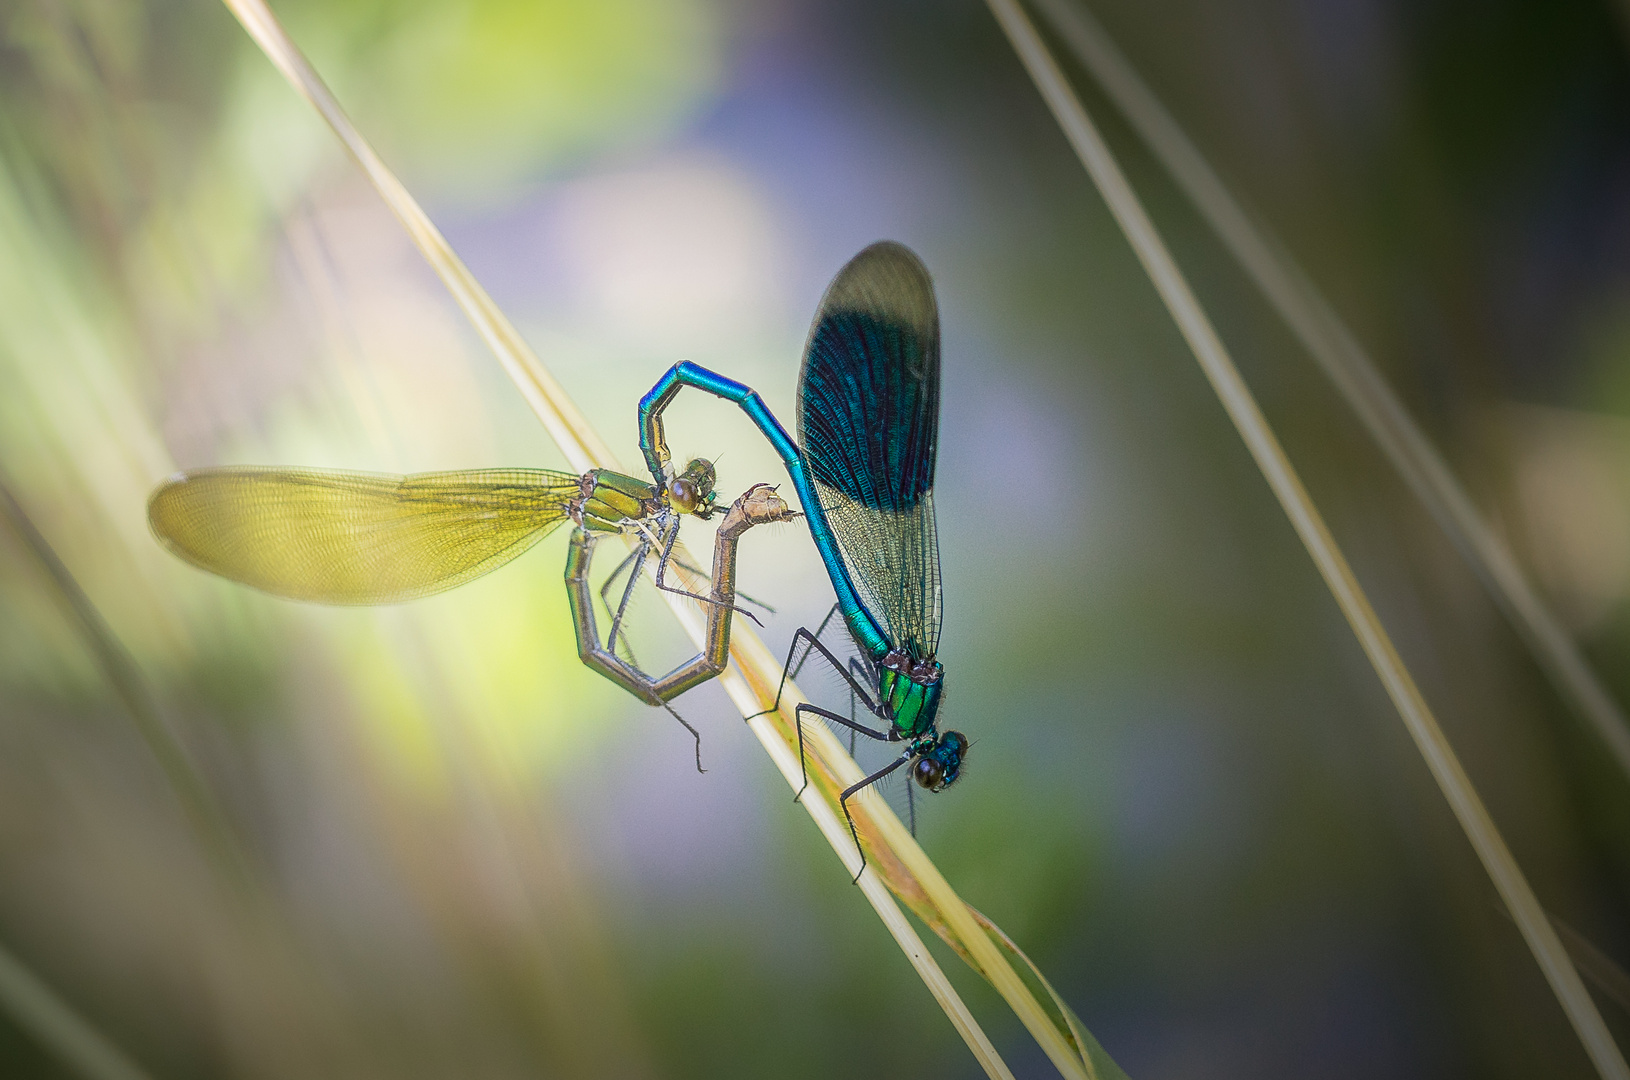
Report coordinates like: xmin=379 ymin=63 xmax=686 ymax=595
xmin=983 ymin=2 xmax=1629 ymax=1078
xmin=216 ymin=2 xmax=1103 ymax=1077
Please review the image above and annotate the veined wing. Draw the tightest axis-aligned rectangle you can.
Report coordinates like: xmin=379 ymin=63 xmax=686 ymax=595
xmin=797 ymin=241 xmax=943 ymax=659
xmin=148 ymin=466 xmax=582 ymax=604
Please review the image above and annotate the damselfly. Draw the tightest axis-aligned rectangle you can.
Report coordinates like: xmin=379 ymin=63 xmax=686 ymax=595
xmin=148 ymin=460 xmax=794 ymax=768
xmin=636 ymin=242 xmax=964 ymax=873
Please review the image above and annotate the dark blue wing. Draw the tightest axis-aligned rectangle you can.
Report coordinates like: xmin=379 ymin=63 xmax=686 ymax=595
xmin=797 ymin=241 xmax=942 ymax=660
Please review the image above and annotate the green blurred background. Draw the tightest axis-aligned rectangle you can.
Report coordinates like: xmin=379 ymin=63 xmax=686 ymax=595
xmin=2 ymin=0 xmax=1629 ymax=1076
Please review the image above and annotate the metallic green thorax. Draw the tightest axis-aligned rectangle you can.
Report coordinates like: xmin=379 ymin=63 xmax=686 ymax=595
xmin=575 ymin=461 xmax=716 ymax=533
xmin=574 ymin=469 xmax=658 ymax=532
xmin=879 ymin=654 xmax=944 ymax=739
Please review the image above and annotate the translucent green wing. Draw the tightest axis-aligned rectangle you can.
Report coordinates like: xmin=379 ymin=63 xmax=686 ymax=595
xmin=148 ymin=466 xmax=583 ymax=604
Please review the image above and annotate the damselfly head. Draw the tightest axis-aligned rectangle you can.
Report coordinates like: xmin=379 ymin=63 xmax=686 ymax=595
xmin=668 ymin=458 xmax=718 ymax=517
xmin=911 ymin=730 xmax=967 ymax=792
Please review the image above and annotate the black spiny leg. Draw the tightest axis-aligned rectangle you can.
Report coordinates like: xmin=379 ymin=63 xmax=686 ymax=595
xmin=797 ymin=604 xmax=869 ymax=757
xmin=751 ymin=625 xmax=885 ymax=729
xmin=849 ymin=688 xmax=858 ymax=755
xmin=839 ymin=752 xmax=913 ymax=882
xmin=847 ymin=657 xmax=876 ymax=756
xmin=598 ymin=544 xmax=645 ymax=620
xmin=793 ymin=702 xmax=893 ymax=803
xmin=662 ymin=701 xmax=706 ymax=774
xmin=669 ymin=551 xmax=778 ymax=614
xmin=790 ymin=603 xmax=844 ymax=681
xmin=602 ymin=540 xmax=650 ymax=664
xmin=749 ymin=626 xmax=893 ymax=807
xmin=647 ymin=517 xmax=764 ymax=625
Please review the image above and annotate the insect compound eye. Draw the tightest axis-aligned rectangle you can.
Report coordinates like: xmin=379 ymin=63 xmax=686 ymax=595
xmin=668 ymin=477 xmax=698 ymax=514
xmin=681 ymin=458 xmax=716 ymax=495
xmin=912 ymin=755 xmax=945 ymax=791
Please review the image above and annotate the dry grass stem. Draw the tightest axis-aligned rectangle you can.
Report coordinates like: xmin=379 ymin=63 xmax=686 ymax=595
xmin=1031 ymin=0 xmax=1630 ymax=783
xmin=218 ymin=1 xmax=1103 ymax=1076
xmin=984 ymin=2 xmax=1630 ymax=1077
xmin=220 ymin=0 xmax=610 ymax=475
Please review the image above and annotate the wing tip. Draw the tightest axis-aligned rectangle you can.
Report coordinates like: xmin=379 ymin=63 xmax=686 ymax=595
xmin=821 ymin=240 xmax=938 ymax=339
xmin=146 ymin=473 xmax=186 ymax=538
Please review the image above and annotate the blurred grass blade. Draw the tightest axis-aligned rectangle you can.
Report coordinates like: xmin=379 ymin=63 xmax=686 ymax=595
xmin=0 ymin=479 xmax=251 ymax=889
xmin=1491 ymin=905 xmax=1630 ymax=1019
xmin=970 ymin=907 xmax=1129 ymax=1080
xmin=984 ymin=2 xmax=1630 ymax=1078
xmin=1032 ymin=0 xmax=1630 ymax=784
xmin=0 ymin=939 xmax=155 ymax=1080
xmin=1552 ymin=916 xmax=1630 ymax=1019
xmin=218 ymin=2 xmax=1107 ymax=1077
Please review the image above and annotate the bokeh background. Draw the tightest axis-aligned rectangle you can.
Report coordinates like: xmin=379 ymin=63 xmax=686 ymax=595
xmin=2 ymin=0 xmax=1629 ymax=1076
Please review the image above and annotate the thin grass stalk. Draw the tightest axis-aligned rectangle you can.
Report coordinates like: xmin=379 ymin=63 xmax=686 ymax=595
xmin=983 ymin=3 xmax=1630 ymax=1078
xmin=969 ymin=907 xmax=1130 ymax=1080
xmin=0 ymin=940 xmax=155 ymax=1080
xmin=1549 ymin=916 xmax=1630 ymax=1018
xmin=216 ymin=3 xmax=1099 ymax=1076
xmin=218 ymin=0 xmax=609 ymax=475
xmin=1031 ymin=0 xmax=1630 ymax=784
xmin=1487 ymin=900 xmax=1630 ymax=1018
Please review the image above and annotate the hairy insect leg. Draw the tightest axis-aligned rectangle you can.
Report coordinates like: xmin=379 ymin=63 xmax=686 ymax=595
xmin=846 ymin=657 xmax=876 ymax=756
xmin=662 ymin=701 xmax=705 ymax=774
xmin=790 ymin=603 xmax=844 ymax=682
xmin=792 ymin=702 xmax=893 ymax=803
xmin=645 ymin=517 xmax=764 ymax=626
xmin=750 ymin=624 xmax=884 ymax=729
xmin=839 ymin=752 xmax=913 ymax=883
xmin=669 ymin=551 xmax=777 ymax=614
xmin=603 ymin=540 xmax=650 ymax=663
